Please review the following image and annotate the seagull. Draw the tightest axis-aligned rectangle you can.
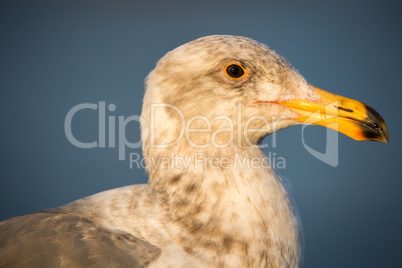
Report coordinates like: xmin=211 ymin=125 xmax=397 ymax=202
xmin=0 ymin=35 xmax=388 ymax=267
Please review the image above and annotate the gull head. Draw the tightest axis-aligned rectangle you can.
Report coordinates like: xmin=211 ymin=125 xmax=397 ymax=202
xmin=141 ymin=35 xmax=388 ymax=157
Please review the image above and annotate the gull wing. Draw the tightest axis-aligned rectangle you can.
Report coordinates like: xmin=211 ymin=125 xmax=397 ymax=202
xmin=0 ymin=208 xmax=161 ymax=267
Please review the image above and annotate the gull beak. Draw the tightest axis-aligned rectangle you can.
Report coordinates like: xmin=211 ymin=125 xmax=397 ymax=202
xmin=280 ymin=86 xmax=389 ymax=143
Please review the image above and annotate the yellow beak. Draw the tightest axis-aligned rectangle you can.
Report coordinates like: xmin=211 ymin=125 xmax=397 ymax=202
xmin=280 ymin=86 xmax=389 ymax=143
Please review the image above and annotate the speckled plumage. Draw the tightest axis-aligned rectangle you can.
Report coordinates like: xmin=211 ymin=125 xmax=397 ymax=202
xmin=0 ymin=35 xmax=319 ymax=267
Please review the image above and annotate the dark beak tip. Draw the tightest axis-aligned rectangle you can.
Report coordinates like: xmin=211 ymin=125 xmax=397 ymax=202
xmin=363 ymin=104 xmax=389 ymax=144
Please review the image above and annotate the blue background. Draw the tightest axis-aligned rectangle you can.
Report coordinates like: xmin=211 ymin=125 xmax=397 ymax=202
xmin=1 ymin=0 xmax=401 ymax=267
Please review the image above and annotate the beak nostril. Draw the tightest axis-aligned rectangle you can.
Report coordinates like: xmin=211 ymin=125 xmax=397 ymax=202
xmin=335 ymin=106 xmax=354 ymax=113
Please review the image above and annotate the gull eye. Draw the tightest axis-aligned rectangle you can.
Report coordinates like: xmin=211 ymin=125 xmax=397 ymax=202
xmin=225 ymin=63 xmax=246 ymax=79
